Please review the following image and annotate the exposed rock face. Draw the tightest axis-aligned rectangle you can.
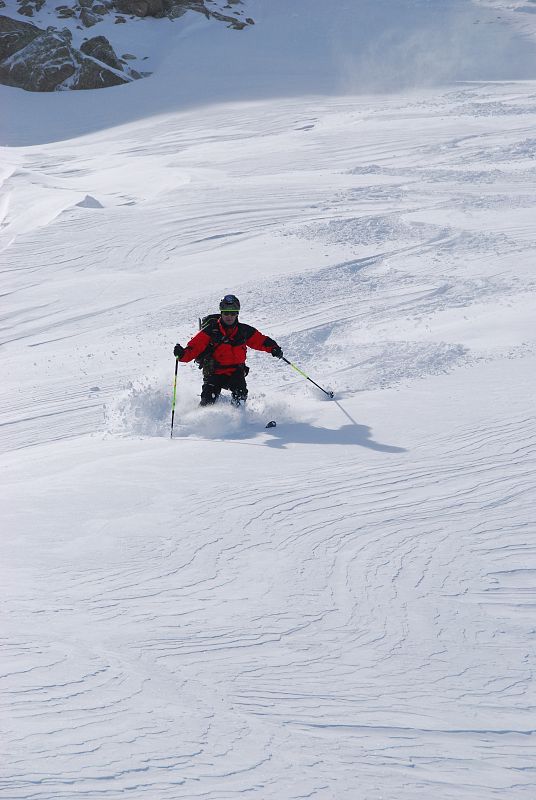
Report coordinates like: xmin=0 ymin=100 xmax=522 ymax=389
xmin=15 ymin=0 xmax=45 ymax=16
xmin=165 ymin=2 xmax=187 ymax=19
xmin=0 ymin=29 xmax=78 ymax=91
xmin=71 ymin=56 xmax=127 ymax=89
xmin=0 ymin=17 xmax=129 ymax=90
xmin=79 ymin=8 xmax=100 ymax=26
xmin=111 ymin=0 xmax=251 ymax=26
xmin=0 ymin=15 xmax=41 ymax=61
xmin=57 ymin=7 xmax=78 ymax=18
xmin=0 ymin=0 xmax=254 ymax=91
xmin=80 ymin=35 xmax=122 ymax=71
xmin=114 ymin=0 xmax=164 ymax=17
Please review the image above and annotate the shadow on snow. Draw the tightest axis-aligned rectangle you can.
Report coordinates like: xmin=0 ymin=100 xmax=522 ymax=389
xmin=262 ymin=421 xmax=406 ymax=453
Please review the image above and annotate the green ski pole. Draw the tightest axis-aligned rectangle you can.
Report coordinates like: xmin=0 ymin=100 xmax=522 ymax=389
xmin=281 ymin=356 xmax=334 ymax=399
xmin=170 ymin=357 xmax=179 ymax=439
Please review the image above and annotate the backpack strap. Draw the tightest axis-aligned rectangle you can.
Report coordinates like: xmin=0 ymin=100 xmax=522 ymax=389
xmin=194 ymin=316 xmax=220 ymax=370
xmin=195 ymin=319 xmax=258 ymax=371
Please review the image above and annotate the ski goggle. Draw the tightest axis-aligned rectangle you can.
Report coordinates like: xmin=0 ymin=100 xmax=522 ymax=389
xmin=221 ymin=309 xmax=239 ymax=315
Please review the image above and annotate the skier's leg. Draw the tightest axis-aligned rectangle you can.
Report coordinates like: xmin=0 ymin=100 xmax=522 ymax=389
xmin=229 ymin=369 xmax=248 ymax=407
xmin=200 ymin=375 xmax=222 ymax=406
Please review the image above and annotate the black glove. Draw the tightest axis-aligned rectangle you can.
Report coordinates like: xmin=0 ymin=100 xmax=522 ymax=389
xmin=174 ymin=343 xmax=185 ymax=358
xmin=271 ymin=344 xmax=283 ymax=359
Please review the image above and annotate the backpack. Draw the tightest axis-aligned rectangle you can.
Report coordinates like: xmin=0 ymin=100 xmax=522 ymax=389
xmin=194 ymin=314 xmax=220 ymax=372
xmin=198 ymin=313 xmax=220 ymax=331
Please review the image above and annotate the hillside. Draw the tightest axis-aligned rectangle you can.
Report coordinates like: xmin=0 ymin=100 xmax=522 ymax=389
xmin=3 ymin=0 xmax=536 ymax=143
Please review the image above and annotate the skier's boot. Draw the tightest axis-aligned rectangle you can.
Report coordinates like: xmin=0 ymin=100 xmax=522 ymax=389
xmin=231 ymin=388 xmax=248 ymax=408
xmin=200 ymin=384 xmax=219 ymax=406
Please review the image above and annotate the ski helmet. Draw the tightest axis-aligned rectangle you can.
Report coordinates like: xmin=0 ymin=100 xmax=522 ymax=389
xmin=219 ymin=294 xmax=240 ymax=313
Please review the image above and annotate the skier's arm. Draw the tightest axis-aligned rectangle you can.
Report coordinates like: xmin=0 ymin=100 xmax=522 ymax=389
xmin=246 ymin=330 xmax=283 ymax=358
xmin=174 ymin=330 xmax=211 ymax=363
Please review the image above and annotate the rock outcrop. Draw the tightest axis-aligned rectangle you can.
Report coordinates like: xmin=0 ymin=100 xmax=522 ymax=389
xmin=0 ymin=28 xmax=78 ymax=91
xmin=0 ymin=14 xmax=41 ymax=61
xmin=114 ymin=0 xmax=165 ymax=18
xmin=0 ymin=16 xmax=130 ymax=90
xmin=80 ymin=34 xmax=123 ymax=71
xmin=0 ymin=0 xmax=254 ymax=91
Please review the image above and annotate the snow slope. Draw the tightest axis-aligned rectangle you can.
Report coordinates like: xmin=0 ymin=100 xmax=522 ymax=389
xmin=2 ymin=2 xmax=536 ymax=799
xmin=3 ymin=0 xmax=536 ymax=144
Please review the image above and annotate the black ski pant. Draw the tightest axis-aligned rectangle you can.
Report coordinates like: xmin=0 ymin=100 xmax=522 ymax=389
xmin=200 ymin=369 xmax=248 ymax=406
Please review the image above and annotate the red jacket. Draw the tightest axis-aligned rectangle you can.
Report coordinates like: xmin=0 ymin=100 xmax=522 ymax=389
xmin=180 ymin=317 xmax=276 ymax=375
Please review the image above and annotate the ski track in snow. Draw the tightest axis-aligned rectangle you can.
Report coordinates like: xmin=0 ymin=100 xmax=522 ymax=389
xmin=2 ymin=82 xmax=536 ymax=798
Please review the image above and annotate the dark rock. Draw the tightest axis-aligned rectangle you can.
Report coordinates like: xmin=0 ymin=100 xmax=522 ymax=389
xmin=0 ymin=30 xmax=75 ymax=90
xmin=0 ymin=23 xmax=128 ymax=91
xmin=79 ymin=7 xmax=100 ymax=26
xmin=114 ymin=0 xmax=163 ymax=17
xmin=70 ymin=57 xmax=127 ymax=89
xmin=164 ymin=0 xmax=202 ymax=20
xmin=0 ymin=14 xmax=41 ymax=61
xmin=80 ymin=34 xmax=121 ymax=69
xmin=147 ymin=0 xmax=165 ymax=16
xmin=210 ymin=10 xmax=246 ymax=28
xmin=166 ymin=3 xmax=187 ymax=19
xmin=113 ymin=0 xmax=146 ymax=16
xmin=1 ymin=0 xmax=250 ymax=93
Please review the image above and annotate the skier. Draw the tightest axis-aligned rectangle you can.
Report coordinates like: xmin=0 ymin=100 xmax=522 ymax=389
xmin=173 ymin=294 xmax=283 ymax=406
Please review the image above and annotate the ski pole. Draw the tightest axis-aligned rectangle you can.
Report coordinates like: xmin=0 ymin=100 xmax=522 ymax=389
xmin=170 ymin=357 xmax=179 ymax=439
xmin=281 ymin=356 xmax=334 ymax=399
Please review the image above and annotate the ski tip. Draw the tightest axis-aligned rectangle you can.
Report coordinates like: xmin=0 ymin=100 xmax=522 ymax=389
xmin=265 ymin=420 xmax=277 ymax=428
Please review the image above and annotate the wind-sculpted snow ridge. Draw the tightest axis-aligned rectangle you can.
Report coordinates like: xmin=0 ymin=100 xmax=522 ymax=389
xmin=2 ymin=79 xmax=536 ymax=798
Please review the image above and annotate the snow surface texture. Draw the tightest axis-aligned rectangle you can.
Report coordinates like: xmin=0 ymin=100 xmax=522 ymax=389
xmin=2 ymin=1 xmax=536 ymax=799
